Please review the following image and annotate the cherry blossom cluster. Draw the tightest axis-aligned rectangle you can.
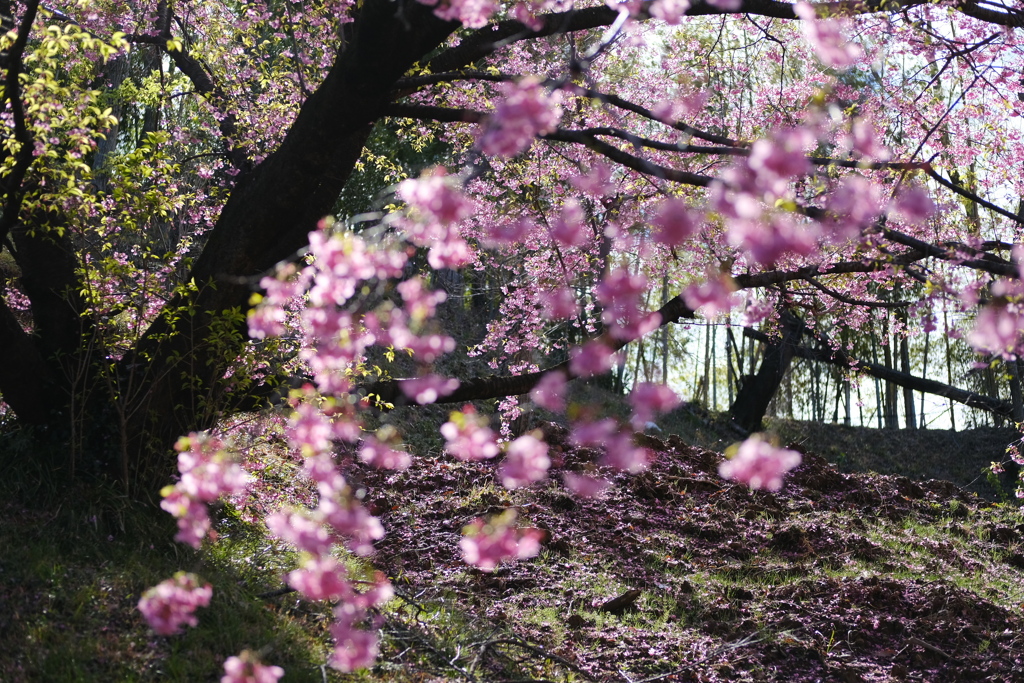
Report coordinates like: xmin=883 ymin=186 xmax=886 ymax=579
xmin=138 ymin=572 xmax=213 ymax=636
xmin=222 ymin=651 xmax=285 ymax=683
xmin=460 ymin=509 xmax=545 ymax=572
xmin=441 ymin=405 xmax=500 ymax=461
xmin=478 ymin=77 xmax=563 ymax=158
xmin=398 ymin=168 xmax=475 ymax=270
xmin=718 ymin=436 xmax=802 ymax=491
xmin=794 ymin=1 xmax=865 ymax=69
xmin=969 ymin=277 xmax=1024 ymax=359
xmin=160 ymin=433 xmax=251 ymax=548
xmin=415 ymin=0 xmax=498 ymax=28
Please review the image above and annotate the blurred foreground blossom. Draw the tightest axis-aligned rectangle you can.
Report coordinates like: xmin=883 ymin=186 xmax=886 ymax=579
xmin=222 ymin=651 xmax=284 ymax=683
xmin=719 ymin=436 xmax=802 ymax=491
xmin=138 ymin=572 xmax=212 ymax=635
xmin=460 ymin=510 xmax=545 ymax=571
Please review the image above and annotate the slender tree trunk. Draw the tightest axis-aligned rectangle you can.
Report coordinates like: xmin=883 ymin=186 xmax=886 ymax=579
xmin=943 ymin=305 xmax=957 ymax=431
xmin=898 ymin=310 xmax=917 ymax=430
xmin=872 ymin=332 xmax=884 ymax=429
xmin=711 ymin=324 xmax=718 ymax=411
xmin=661 ymin=275 xmax=669 ymax=385
xmin=919 ymin=328 xmax=930 ymax=428
xmin=882 ymin=316 xmax=897 ymax=428
xmin=844 ymin=377 xmax=852 ymax=426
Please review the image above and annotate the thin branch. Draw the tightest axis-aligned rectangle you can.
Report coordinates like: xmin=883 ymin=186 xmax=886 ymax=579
xmin=542 ymin=130 xmax=715 ymax=187
xmin=925 ymin=166 xmax=1024 ymax=225
xmin=879 ymin=226 xmax=1018 ymax=278
xmin=804 ymin=275 xmax=912 ymax=308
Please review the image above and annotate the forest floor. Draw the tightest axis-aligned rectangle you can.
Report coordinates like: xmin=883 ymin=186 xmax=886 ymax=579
xmin=2 ymin=408 xmax=1024 ymax=682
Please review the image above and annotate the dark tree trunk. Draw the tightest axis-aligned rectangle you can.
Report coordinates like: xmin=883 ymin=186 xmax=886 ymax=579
xmin=728 ymin=310 xmax=804 ymax=433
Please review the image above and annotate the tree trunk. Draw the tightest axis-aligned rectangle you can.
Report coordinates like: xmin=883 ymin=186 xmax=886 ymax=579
xmin=728 ymin=310 xmax=804 ymax=433
xmin=898 ymin=309 xmax=917 ymax=430
xmin=1011 ymin=359 xmax=1024 ymax=423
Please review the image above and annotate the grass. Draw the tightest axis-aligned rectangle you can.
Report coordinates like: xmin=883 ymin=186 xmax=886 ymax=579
xmin=0 ymin=470 xmax=333 ymax=682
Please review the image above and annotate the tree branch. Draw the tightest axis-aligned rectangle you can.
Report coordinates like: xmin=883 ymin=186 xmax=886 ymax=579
xmin=425 ymin=0 xmax=928 ymax=74
xmin=744 ymin=327 xmax=1014 ymax=417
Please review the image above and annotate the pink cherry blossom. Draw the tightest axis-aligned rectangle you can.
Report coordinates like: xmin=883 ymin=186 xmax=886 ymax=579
xmin=287 ymin=401 xmax=335 ymax=455
xmin=541 ymin=287 xmax=580 ymax=320
xmin=318 ymin=491 xmax=386 ymax=556
xmin=427 ymin=234 xmax=473 ymax=269
xmin=743 ymin=299 xmax=775 ymax=325
xmin=222 ymin=652 xmax=284 ymax=683
xmin=358 ymin=436 xmax=412 ymax=470
xmin=569 ymin=340 xmax=618 ymax=377
xmin=824 ymin=175 xmax=882 ymax=242
xmin=398 ymin=167 xmax=475 ymax=228
xmin=138 ymin=573 xmax=213 ymax=636
xmin=549 ymin=199 xmax=590 ymax=247
xmin=531 ymin=370 xmax=568 ymax=411
xmin=498 ymin=434 xmax=550 ymax=488
xmin=478 ymin=77 xmax=562 ymax=157
xmin=287 ymin=556 xmax=350 ymax=601
xmin=330 ymin=617 xmax=380 ymax=672
xmin=398 ymin=277 xmax=447 ymax=322
xmin=969 ymin=302 xmax=1024 ymax=359
xmin=650 ymin=0 xmax=691 ymax=24
xmin=460 ymin=511 xmax=544 ymax=571
xmin=571 ymin=418 xmax=618 ymax=446
xmin=847 ymin=119 xmax=890 ymax=162
xmin=746 ymin=128 xmax=814 ymax=195
xmin=683 ymin=273 xmax=737 ymax=317
xmin=161 ymin=434 xmax=250 ymax=548
xmin=651 ymin=197 xmax=701 ymax=246
xmin=889 ymin=185 xmax=935 ymax=225
xmin=600 ymin=431 xmax=651 ymax=473
xmin=795 ymin=1 xmax=864 ymax=68
xmin=718 ymin=436 xmax=802 ymax=491
xmin=486 ymin=217 xmax=536 ymax=245
xmin=400 ymin=374 xmax=460 ymax=404
xmin=563 ymin=472 xmax=612 ymax=497
xmin=596 ymin=268 xmax=662 ymax=339
xmin=629 ymin=382 xmax=680 ymax=428
xmin=266 ymin=511 xmax=332 ymax=556
xmin=728 ymin=216 xmax=819 ymax=265
xmin=706 ymin=0 xmax=741 ymax=10
xmin=570 ymin=162 xmax=615 ymax=197
xmin=327 ymin=575 xmax=393 ymax=671
xmin=440 ymin=406 xmax=500 ymax=461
